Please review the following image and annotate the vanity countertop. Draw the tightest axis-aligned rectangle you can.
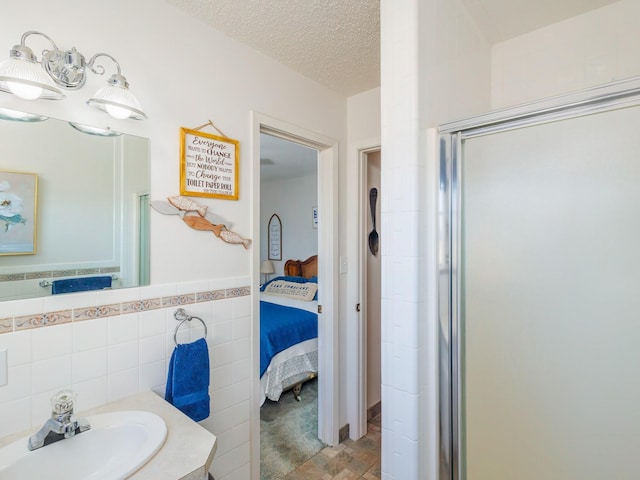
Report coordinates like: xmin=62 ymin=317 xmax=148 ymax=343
xmin=0 ymin=390 xmax=217 ymax=480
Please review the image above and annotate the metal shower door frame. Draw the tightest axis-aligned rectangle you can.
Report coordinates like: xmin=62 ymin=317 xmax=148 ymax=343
xmin=437 ymin=76 xmax=640 ymax=480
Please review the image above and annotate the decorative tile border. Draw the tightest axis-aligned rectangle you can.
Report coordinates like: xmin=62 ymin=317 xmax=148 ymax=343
xmin=15 ymin=310 xmax=73 ymax=331
xmin=0 ymin=318 xmax=13 ymax=334
xmin=196 ymin=289 xmax=226 ymax=302
xmin=162 ymin=294 xmax=196 ymax=308
xmin=122 ymin=298 xmax=162 ymax=314
xmin=0 ymin=267 xmax=121 ymax=283
xmin=0 ymin=285 xmax=251 ymax=334
xmin=73 ymin=303 xmax=122 ymax=322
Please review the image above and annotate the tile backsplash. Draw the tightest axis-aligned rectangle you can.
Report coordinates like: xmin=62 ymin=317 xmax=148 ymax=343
xmin=0 ymin=277 xmax=252 ymax=480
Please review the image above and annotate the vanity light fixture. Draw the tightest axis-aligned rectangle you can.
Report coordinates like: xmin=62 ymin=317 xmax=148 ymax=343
xmin=0 ymin=31 xmax=146 ymax=120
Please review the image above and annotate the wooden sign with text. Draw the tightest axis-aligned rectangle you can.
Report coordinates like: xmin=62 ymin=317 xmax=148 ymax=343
xmin=180 ymin=127 xmax=239 ymax=200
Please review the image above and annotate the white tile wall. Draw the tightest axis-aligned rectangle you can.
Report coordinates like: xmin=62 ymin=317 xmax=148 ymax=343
xmin=380 ymin=0 xmax=491 ymax=479
xmin=0 ymin=279 xmax=252 ymax=480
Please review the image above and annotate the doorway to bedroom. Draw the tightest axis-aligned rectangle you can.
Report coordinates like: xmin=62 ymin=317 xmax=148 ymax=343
xmin=252 ymin=113 xmax=340 ymax=479
xmin=258 ymin=131 xmax=323 ymax=479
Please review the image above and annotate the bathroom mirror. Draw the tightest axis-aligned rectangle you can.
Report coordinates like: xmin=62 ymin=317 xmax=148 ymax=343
xmin=0 ymin=109 xmax=150 ymax=301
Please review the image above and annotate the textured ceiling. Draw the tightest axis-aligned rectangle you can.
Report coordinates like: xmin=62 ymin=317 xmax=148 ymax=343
xmin=166 ymin=0 xmax=621 ymax=97
xmin=165 ymin=0 xmax=380 ymax=97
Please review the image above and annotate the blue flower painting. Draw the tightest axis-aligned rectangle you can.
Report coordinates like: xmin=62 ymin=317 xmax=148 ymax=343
xmin=0 ymin=172 xmax=37 ymax=255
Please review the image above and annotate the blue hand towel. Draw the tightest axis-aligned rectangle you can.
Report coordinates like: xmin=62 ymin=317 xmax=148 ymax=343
xmin=51 ymin=276 xmax=112 ymax=294
xmin=165 ymin=337 xmax=210 ymax=422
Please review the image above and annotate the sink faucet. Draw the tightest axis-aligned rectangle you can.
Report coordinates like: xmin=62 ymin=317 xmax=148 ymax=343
xmin=27 ymin=390 xmax=91 ymax=451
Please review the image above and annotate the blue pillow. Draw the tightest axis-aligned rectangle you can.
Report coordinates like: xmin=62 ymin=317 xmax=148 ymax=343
xmin=261 ymin=275 xmax=318 ymax=300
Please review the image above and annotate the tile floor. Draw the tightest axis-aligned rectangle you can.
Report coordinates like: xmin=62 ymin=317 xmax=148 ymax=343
xmin=283 ymin=414 xmax=381 ymax=480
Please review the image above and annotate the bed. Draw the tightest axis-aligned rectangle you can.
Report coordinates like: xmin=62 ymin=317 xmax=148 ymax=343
xmin=260 ymin=255 xmax=319 ymax=405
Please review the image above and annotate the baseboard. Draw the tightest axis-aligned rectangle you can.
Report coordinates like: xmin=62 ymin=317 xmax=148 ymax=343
xmin=339 ymin=424 xmax=350 ymax=443
xmin=367 ymin=401 xmax=381 ymax=421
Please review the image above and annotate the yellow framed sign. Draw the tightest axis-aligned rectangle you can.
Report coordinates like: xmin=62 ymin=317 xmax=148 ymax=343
xmin=180 ymin=127 xmax=240 ymax=200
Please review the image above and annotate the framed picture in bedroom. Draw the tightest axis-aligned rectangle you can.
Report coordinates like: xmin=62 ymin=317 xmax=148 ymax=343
xmin=268 ymin=213 xmax=282 ymax=260
xmin=0 ymin=170 xmax=38 ymax=256
xmin=179 ymin=127 xmax=240 ymax=200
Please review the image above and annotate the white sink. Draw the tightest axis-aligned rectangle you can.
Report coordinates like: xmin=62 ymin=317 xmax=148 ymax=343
xmin=0 ymin=410 xmax=167 ymax=480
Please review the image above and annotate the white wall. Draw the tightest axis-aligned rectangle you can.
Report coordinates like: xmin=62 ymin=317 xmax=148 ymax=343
xmin=0 ymin=0 xmax=346 ymax=283
xmin=0 ymin=2 xmax=347 ymax=479
xmin=260 ymin=172 xmax=318 ymax=278
xmin=492 ymin=0 xmax=640 ymax=109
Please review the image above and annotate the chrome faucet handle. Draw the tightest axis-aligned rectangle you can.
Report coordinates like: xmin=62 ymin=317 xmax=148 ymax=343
xmin=51 ymin=390 xmax=75 ymax=416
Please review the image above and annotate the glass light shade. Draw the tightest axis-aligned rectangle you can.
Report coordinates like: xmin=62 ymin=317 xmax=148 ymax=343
xmin=68 ymin=122 xmax=122 ymax=137
xmin=87 ymin=74 xmax=146 ymax=120
xmin=0 ymin=57 xmax=64 ymax=100
xmin=0 ymin=107 xmax=48 ymax=122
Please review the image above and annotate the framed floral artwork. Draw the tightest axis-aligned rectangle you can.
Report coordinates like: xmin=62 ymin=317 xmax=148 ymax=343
xmin=0 ymin=171 xmax=38 ymax=255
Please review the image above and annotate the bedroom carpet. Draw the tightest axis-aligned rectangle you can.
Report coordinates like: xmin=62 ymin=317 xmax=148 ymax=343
xmin=260 ymin=378 xmax=326 ymax=480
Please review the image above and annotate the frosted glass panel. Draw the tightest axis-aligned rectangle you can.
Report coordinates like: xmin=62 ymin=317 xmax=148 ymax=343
xmin=462 ymin=106 xmax=640 ymax=480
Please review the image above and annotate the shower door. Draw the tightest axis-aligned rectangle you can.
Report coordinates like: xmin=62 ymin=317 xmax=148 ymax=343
xmin=440 ymin=80 xmax=640 ymax=480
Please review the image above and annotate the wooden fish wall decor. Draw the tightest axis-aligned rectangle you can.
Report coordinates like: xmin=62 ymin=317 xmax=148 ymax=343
xmin=149 ymin=196 xmax=251 ymax=249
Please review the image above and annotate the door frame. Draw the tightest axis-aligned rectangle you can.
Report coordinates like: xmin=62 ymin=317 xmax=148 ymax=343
xmin=251 ymin=111 xmax=340 ymax=478
xmin=346 ymin=138 xmax=381 ymax=440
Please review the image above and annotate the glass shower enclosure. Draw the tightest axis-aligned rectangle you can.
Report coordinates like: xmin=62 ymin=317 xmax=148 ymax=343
xmin=439 ymin=78 xmax=640 ymax=480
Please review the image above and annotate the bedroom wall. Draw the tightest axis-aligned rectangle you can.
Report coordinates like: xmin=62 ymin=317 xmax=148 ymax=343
xmin=260 ymin=172 xmax=319 ymax=279
xmin=0 ymin=2 xmax=347 ymax=480
xmin=492 ymin=0 xmax=640 ymax=109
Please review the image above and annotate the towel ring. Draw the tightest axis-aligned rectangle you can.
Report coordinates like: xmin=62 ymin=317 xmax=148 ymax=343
xmin=173 ymin=308 xmax=208 ymax=345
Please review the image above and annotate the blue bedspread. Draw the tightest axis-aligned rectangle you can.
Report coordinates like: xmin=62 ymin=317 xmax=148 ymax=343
xmin=260 ymin=300 xmax=318 ymax=377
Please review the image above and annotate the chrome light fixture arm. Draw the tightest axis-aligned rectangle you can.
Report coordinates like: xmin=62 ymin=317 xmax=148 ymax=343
xmin=86 ymin=52 xmax=122 ymax=77
xmin=12 ymin=30 xmax=60 ymax=63
xmin=86 ymin=52 xmax=132 ymax=91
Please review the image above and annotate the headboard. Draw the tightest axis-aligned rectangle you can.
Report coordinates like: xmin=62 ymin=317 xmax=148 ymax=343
xmin=284 ymin=255 xmax=318 ymax=279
